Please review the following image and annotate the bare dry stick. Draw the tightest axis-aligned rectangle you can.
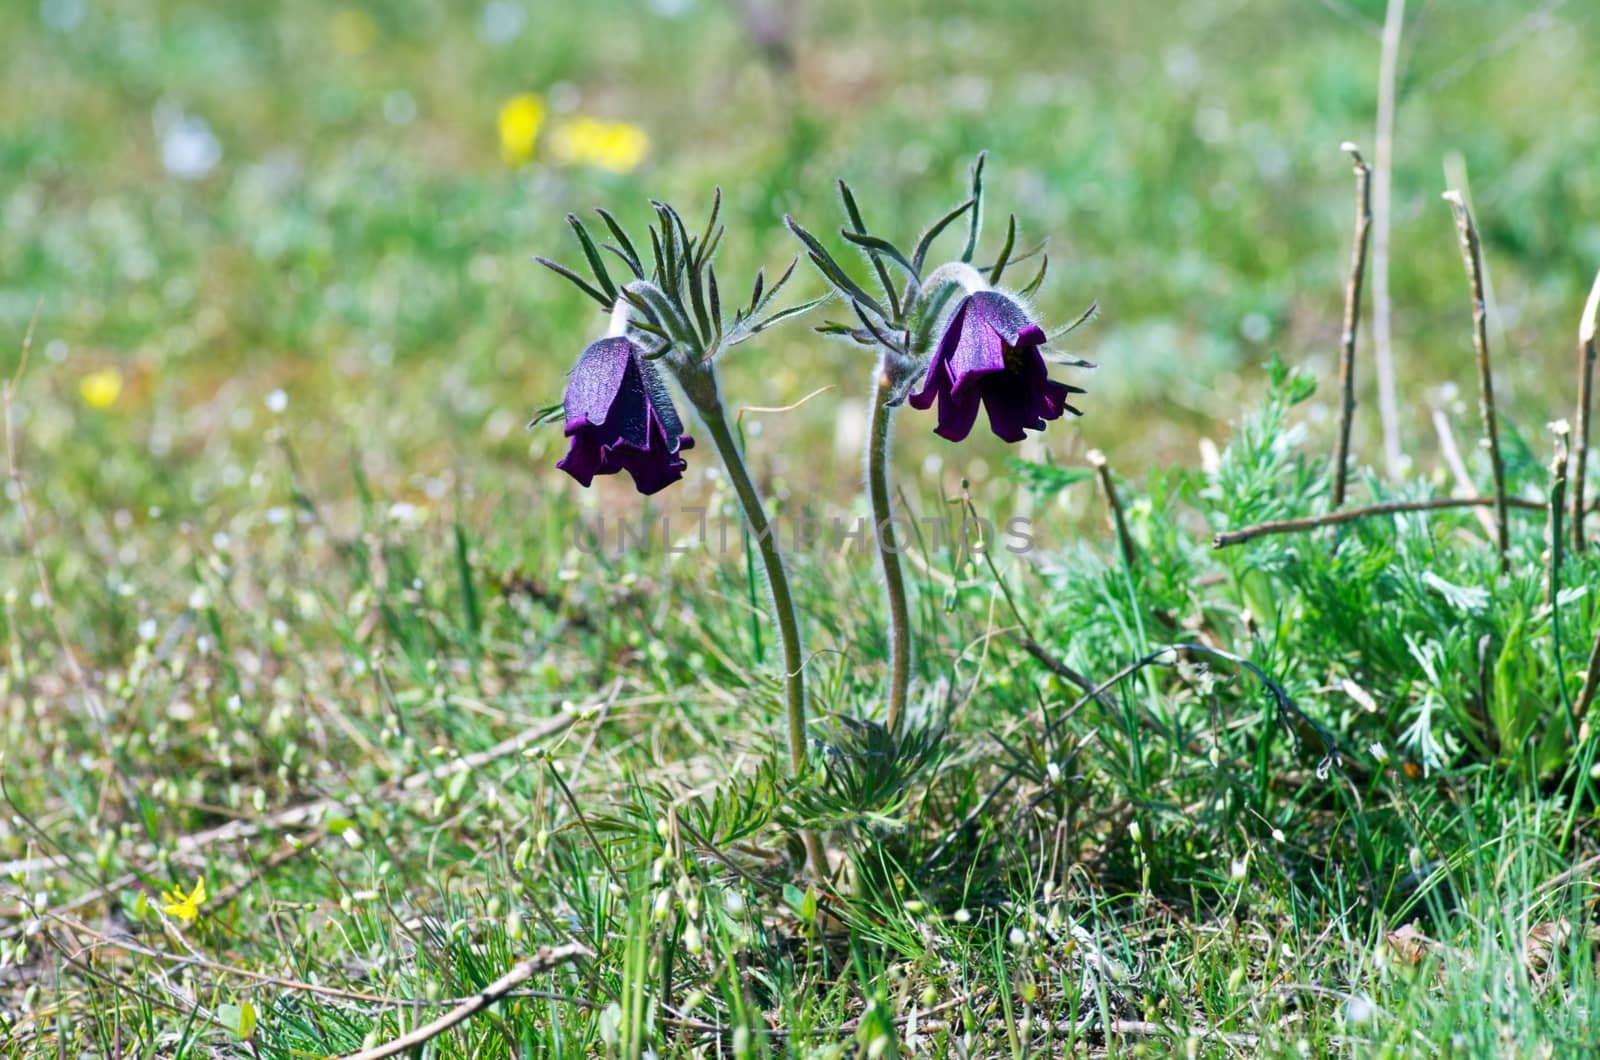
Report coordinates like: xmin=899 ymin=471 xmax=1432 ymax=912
xmin=336 ymin=942 xmax=592 ymax=1060
xmin=1573 ymin=268 xmax=1600 ymax=551
xmin=1577 ymin=622 xmax=1600 ymax=724
xmin=1086 ymin=449 xmax=1137 ymax=569
xmin=1548 ymin=424 xmax=1570 ymax=613
xmin=1443 ymin=191 xmax=1510 ymax=573
xmin=1331 ymin=143 xmax=1373 ymax=508
xmin=1372 ymin=0 xmax=1407 ymax=479
xmin=1213 ymin=495 xmax=1548 ymax=549
xmin=1430 ymin=403 xmax=1498 ymax=537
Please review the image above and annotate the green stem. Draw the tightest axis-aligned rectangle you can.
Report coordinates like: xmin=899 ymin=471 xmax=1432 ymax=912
xmin=867 ymin=360 xmax=912 ymax=737
xmin=687 ymin=373 xmax=826 ymax=879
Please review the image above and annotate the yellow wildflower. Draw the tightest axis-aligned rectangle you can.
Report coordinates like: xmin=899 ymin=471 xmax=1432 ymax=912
xmin=549 ymin=117 xmax=649 ymax=174
xmin=498 ymin=93 xmax=546 ymax=166
xmin=79 ymin=368 xmax=123 ymax=409
xmin=161 ymin=876 xmax=207 ymax=922
xmin=331 ymin=8 xmax=377 ymax=57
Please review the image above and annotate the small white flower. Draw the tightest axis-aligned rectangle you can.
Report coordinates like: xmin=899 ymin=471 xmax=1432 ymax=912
xmin=156 ymin=104 xmax=221 ymax=181
xmin=1342 ymin=993 xmax=1378 ymax=1025
xmin=265 ymin=389 xmax=288 ymax=414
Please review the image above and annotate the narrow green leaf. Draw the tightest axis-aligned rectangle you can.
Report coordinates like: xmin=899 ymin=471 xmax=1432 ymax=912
xmin=756 ymin=257 xmax=799 ymax=314
xmin=961 ymin=150 xmax=987 ymax=262
xmin=850 ymin=297 xmax=902 ymax=352
xmin=454 ymin=522 xmax=480 ymax=640
xmin=839 ymin=179 xmax=902 ymax=315
xmin=707 ymin=262 xmax=722 ymax=344
xmin=909 ymin=197 xmax=976 ymax=275
xmin=1018 ymin=252 xmax=1049 ymax=299
xmin=840 ymin=229 xmax=919 ymax=283
xmin=988 ymin=213 xmax=1017 ymax=284
xmin=785 ymin=216 xmax=886 ymax=317
xmin=748 ymin=267 xmax=765 ymax=313
xmin=1050 ymin=300 xmax=1099 ymax=341
xmin=594 ymin=207 xmax=644 ymax=277
xmin=737 ymin=294 xmax=830 ymax=341
xmin=533 ymin=256 xmax=611 ymax=309
xmin=525 ymin=402 xmax=564 ymax=429
xmin=566 ymin=213 xmax=617 ymax=302
xmin=696 ymin=187 xmax=723 ymax=266
xmin=624 ymin=281 xmax=697 ymax=349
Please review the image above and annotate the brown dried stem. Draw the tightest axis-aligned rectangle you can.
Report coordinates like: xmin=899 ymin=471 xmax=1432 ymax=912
xmin=1573 ymin=268 xmax=1600 ymax=551
xmin=1331 ymin=142 xmax=1373 ymax=509
xmin=337 ymin=942 xmax=592 ymax=1060
xmin=1548 ymin=425 xmax=1570 ymax=614
xmin=1578 ymin=621 xmax=1600 ymax=725
xmin=1372 ymin=0 xmax=1407 ymax=479
xmin=1087 ymin=448 xmax=1137 ymax=569
xmin=1213 ymin=495 xmax=1549 ymax=550
xmin=1443 ymin=191 xmax=1510 ymax=572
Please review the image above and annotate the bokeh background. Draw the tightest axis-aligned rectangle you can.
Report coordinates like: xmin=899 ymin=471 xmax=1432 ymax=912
xmin=3 ymin=0 xmax=1598 ymax=531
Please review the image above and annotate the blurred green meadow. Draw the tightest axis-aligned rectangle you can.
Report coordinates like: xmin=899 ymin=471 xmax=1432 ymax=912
xmin=6 ymin=0 xmax=1599 ymax=513
xmin=6 ymin=0 xmax=1600 ymax=1054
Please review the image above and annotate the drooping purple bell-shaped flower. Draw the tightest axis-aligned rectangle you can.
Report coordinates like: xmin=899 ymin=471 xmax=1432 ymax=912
xmin=908 ymin=290 xmax=1084 ymax=443
xmin=556 ymin=337 xmax=694 ymax=495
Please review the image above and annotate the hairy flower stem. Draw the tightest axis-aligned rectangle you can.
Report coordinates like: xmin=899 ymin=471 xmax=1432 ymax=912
xmin=867 ymin=359 xmax=912 ymax=737
xmin=678 ymin=365 xmax=826 ymax=879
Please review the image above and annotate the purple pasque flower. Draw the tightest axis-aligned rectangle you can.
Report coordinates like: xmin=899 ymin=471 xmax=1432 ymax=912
xmin=908 ymin=290 xmax=1084 ymax=443
xmin=556 ymin=336 xmax=694 ymax=495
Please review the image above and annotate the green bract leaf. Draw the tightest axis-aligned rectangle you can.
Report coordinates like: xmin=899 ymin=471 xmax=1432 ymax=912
xmin=989 ymin=213 xmax=1017 ymax=284
xmin=840 ymin=229 xmax=920 ymax=282
xmin=784 ymin=216 xmax=887 ymax=319
xmin=1018 ymin=251 xmax=1049 ymax=299
xmin=962 ymin=150 xmax=986 ymax=262
xmin=526 ymin=402 xmax=565 ymax=429
xmin=533 ymin=256 xmax=612 ymax=309
xmin=566 ymin=213 xmax=617 ymax=302
xmin=594 ymin=207 xmax=644 ymax=278
xmin=910 ymin=197 xmax=976 ymax=276
xmin=839 ymin=178 xmax=902 ymax=315
xmin=734 ymin=294 xmax=829 ymax=344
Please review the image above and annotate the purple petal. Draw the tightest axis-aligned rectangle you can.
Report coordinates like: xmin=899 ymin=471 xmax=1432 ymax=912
xmin=947 ymin=299 xmax=1007 ymax=394
xmin=562 ymin=337 xmax=635 ymax=433
xmin=556 ymin=431 xmax=606 ymax=487
xmin=977 ymin=371 xmax=1035 ymax=443
xmin=933 ymin=382 xmax=982 ymax=442
xmin=909 ymin=301 xmax=969 ymax=411
xmin=968 ymin=290 xmax=1045 ymax=347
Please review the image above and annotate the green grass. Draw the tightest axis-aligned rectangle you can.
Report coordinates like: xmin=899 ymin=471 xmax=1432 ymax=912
xmin=5 ymin=0 xmax=1600 ymax=1056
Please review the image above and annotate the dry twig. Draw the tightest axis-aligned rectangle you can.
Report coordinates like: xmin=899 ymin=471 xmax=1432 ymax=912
xmin=1443 ymin=191 xmax=1510 ymax=572
xmin=337 ymin=942 xmax=592 ymax=1060
xmin=1547 ymin=424 xmax=1570 ymax=613
xmin=1087 ymin=449 xmax=1137 ymax=569
xmin=1213 ymin=495 xmax=1548 ymax=549
xmin=1578 ymin=622 xmax=1600 ymax=725
xmin=1371 ymin=0 xmax=1407 ymax=479
xmin=1331 ymin=143 xmax=1373 ymax=508
xmin=1574 ymin=268 xmax=1600 ymax=550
